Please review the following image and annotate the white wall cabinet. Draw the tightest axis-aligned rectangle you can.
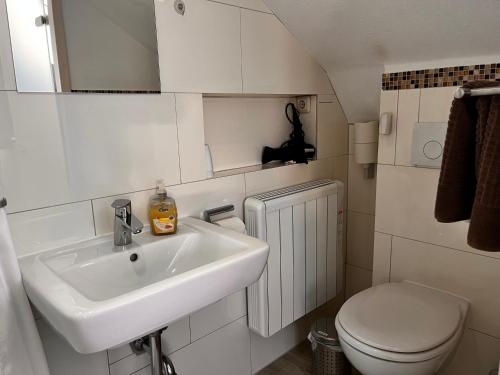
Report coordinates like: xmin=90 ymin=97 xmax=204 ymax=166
xmin=155 ymin=0 xmax=242 ymax=93
xmin=155 ymin=0 xmax=333 ymax=96
xmin=241 ymin=9 xmax=333 ymax=95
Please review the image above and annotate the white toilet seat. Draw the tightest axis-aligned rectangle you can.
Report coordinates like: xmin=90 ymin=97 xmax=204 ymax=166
xmin=335 ymin=314 xmax=463 ymax=363
xmin=335 ymin=281 xmax=469 ymax=374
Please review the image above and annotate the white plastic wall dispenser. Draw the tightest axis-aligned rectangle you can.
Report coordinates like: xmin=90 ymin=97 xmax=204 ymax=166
xmin=354 ymin=121 xmax=378 ymax=178
xmin=379 ymin=112 xmax=393 ymax=135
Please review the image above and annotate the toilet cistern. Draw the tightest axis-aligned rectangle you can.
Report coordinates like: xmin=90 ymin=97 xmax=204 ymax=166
xmin=111 ymin=199 xmax=144 ymax=247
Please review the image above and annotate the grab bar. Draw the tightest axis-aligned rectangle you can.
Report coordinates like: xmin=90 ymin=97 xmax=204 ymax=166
xmin=454 ymin=86 xmax=500 ymax=99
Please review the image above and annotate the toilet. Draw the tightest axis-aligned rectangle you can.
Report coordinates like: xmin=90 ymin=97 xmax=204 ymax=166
xmin=335 ymin=281 xmax=469 ymax=375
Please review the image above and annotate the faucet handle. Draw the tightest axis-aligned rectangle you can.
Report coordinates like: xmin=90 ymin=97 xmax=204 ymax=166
xmin=111 ymin=199 xmax=131 ymax=210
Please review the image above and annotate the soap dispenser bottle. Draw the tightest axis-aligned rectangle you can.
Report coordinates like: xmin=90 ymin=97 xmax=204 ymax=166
xmin=149 ymin=180 xmax=178 ymax=235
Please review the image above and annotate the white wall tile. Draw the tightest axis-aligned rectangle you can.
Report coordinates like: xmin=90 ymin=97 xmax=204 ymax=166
xmin=207 ymin=0 xmax=271 ymax=13
xmin=190 ymin=290 xmax=246 ymax=341
xmin=317 ymin=97 xmax=348 ymax=159
xmin=390 ymin=236 xmax=500 ymax=338
xmin=92 ymin=175 xmax=246 ymax=235
xmin=329 ymin=65 xmax=384 ymax=124
xmin=170 ymin=317 xmax=251 ymax=375
xmin=377 ymin=90 xmax=398 ymax=165
xmin=372 ymin=231 xmax=392 ymax=286
xmin=374 ymin=165 xmax=496 ymax=257
xmin=348 ymin=124 xmax=354 ymax=155
xmin=394 ymin=89 xmax=420 ymax=166
xmin=0 ymin=0 xmax=15 ymax=90
xmin=0 ymin=93 xmax=180 ymax=213
xmin=346 ymin=211 xmax=375 ymax=270
xmin=162 ymin=317 xmax=191 ymax=355
xmin=0 ymin=89 xmax=14 ymax=148
xmin=419 ymin=87 xmax=456 ymax=123
xmin=318 ymin=95 xmax=335 ymax=103
xmin=244 ymin=158 xmax=334 ymax=196
xmin=129 ymin=366 xmax=150 ymax=375
xmin=107 ymin=344 xmax=133 ymax=366
xmin=56 ymin=94 xmax=180 ymax=199
xmin=347 ymin=155 xmax=377 ymax=214
xmin=345 ymin=264 xmax=372 ymax=299
xmin=175 ymin=93 xmax=207 ymax=183
xmin=109 ymin=350 xmax=150 ymax=375
xmin=7 ymin=201 xmax=94 ymax=257
xmin=37 ymin=319 xmax=109 ymax=375
xmin=331 ymin=155 xmax=348 ymax=186
xmin=241 ymin=9 xmax=333 ymax=95
xmin=0 ymin=93 xmax=72 ymax=212
xmin=155 ymin=0 xmax=242 ymax=93
xmin=440 ymin=329 xmax=500 ymax=375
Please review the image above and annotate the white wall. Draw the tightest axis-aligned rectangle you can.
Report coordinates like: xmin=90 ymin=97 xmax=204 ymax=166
xmin=373 ymin=85 xmax=500 ymax=374
xmin=344 ymin=124 xmax=377 ymax=299
xmin=0 ymin=1 xmax=350 ymax=374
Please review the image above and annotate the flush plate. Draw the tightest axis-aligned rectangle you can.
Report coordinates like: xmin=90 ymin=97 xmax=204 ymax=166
xmin=411 ymin=123 xmax=448 ymax=168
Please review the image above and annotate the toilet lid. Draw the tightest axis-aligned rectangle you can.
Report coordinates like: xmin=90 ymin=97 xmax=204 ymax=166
xmin=337 ymin=282 xmax=463 ymax=353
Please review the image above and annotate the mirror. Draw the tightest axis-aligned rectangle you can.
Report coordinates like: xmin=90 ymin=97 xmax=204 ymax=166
xmin=6 ymin=0 xmax=161 ymax=93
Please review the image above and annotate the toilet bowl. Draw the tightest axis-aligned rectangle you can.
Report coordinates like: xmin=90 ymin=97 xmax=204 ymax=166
xmin=335 ymin=281 xmax=469 ymax=375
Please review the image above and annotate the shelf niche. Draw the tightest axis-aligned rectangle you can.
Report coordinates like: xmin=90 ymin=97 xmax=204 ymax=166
xmin=203 ymin=95 xmax=317 ymax=174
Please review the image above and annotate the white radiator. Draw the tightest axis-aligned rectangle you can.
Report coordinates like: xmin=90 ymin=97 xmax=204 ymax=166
xmin=245 ymin=179 xmax=344 ymax=337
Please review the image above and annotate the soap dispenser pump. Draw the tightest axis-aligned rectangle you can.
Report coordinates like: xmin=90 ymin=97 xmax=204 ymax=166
xmin=148 ymin=180 xmax=178 ymax=235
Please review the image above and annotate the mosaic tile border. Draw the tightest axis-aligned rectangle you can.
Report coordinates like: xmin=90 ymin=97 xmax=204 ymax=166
xmin=382 ymin=63 xmax=500 ymax=90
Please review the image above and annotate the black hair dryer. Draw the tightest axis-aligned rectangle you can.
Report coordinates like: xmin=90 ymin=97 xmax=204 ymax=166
xmin=262 ymin=102 xmax=316 ymax=164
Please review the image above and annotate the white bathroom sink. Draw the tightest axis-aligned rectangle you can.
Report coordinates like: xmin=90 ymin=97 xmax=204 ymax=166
xmin=19 ymin=217 xmax=269 ymax=353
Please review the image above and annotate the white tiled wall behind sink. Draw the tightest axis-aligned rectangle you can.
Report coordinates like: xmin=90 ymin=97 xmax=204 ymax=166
xmin=9 ymin=157 xmax=347 ymax=375
xmin=373 ymin=85 xmax=500 ymax=374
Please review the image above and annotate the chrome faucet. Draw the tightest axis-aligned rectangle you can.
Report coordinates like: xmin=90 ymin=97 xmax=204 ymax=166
xmin=111 ymin=199 xmax=144 ymax=247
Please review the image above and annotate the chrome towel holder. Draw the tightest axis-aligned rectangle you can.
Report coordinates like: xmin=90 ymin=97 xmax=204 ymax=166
xmin=454 ymin=86 xmax=500 ymax=99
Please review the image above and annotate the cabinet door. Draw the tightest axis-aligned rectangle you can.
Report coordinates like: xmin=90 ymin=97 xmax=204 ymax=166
xmin=241 ymin=10 xmax=333 ymax=95
xmin=155 ymin=0 xmax=242 ymax=93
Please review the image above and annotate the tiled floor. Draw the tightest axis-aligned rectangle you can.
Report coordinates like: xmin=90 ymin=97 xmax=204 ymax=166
xmin=257 ymin=341 xmax=312 ymax=375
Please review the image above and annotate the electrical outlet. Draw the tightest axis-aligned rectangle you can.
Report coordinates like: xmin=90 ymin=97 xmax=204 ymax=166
xmin=296 ymin=96 xmax=311 ymax=113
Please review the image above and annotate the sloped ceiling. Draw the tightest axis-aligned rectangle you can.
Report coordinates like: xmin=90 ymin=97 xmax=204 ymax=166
xmin=263 ymin=0 xmax=500 ymax=122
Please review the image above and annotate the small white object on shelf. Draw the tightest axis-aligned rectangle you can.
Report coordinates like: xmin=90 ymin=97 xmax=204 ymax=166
xmin=204 ymin=144 xmax=214 ymax=178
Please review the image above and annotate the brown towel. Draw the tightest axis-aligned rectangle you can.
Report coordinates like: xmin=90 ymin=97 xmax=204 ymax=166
xmin=435 ymin=81 xmax=500 ymax=251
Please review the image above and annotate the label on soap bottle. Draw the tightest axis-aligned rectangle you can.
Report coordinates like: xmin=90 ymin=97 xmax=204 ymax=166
xmin=152 ymin=217 xmax=176 ymax=234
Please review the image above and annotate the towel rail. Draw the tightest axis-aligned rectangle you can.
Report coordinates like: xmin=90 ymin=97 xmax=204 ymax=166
xmin=454 ymin=86 xmax=500 ymax=99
